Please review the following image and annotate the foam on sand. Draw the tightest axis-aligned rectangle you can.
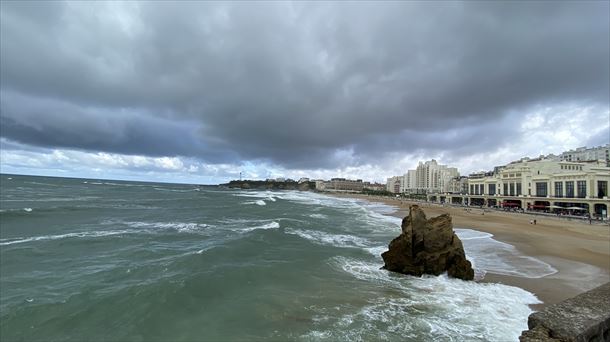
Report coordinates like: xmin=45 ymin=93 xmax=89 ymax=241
xmin=456 ymin=228 xmax=557 ymax=279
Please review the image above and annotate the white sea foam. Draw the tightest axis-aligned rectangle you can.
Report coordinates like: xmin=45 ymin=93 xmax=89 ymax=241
xmin=456 ymin=228 xmax=557 ymax=279
xmin=243 ymin=199 xmax=267 ymax=206
xmin=285 ymin=228 xmax=371 ymax=248
xmin=235 ymin=190 xmax=354 ymax=209
xmin=0 ymin=208 xmax=34 ymax=213
xmin=365 ymin=246 xmax=388 ymax=259
xmin=1 ymin=196 xmax=100 ymax=202
xmin=239 ymin=221 xmax=280 ymax=232
xmin=25 ymin=181 xmax=59 ymax=187
xmin=153 ymin=187 xmax=195 ymax=192
xmin=313 ymin=256 xmax=540 ymax=341
xmin=308 ymin=213 xmax=327 ymax=219
xmin=0 ymin=229 xmax=136 ymax=246
xmin=119 ymin=221 xmax=210 ymax=233
xmin=1 ymin=220 xmax=214 ymax=246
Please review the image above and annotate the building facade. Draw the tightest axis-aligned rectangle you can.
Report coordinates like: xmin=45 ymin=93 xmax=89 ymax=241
xmin=428 ymin=158 xmax=610 ymax=218
xmin=560 ymin=144 xmax=610 ymax=166
xmin=386 ymin=176 xmax=402 ymax=194
xmin=324 ymin=178 xmax=364 ymax=192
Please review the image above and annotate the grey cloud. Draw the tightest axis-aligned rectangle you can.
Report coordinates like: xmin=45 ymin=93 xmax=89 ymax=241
xmin=1 ymin=1 xmax=608 ymax=169
xmin=0 ymin=91 xmax=238 ymax=162
xmin=586 ymin=126 xmax=610 ymax=147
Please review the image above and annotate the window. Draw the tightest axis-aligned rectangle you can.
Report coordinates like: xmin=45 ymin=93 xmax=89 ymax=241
xmin=598 ymin=181 xmax=608 ymax=198
xmin=489 ymin=184 xmax=496 ymax=195
xmin=470 ymin=185 xmax=474 ymax=195
xmin=503 ymin=183 xmax=508 ymax=195
xmin=554 ymin=182 xmax=563 ymax=197
xmin=577 ymin=181 xmax=586 ymax=198
xmin=535 ymin=182 xmax=547 ymax=197
xmin=516 ymin=183 xmax=522 ymax=196
xmin=509 ymin=183 xmax=515 ymax=196
xmin=566 ymin=181 xmax=574 ymax=198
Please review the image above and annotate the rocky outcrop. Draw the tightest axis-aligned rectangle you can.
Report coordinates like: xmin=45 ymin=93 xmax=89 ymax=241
xmin=381 ymin=205 xmax=474 ymax=280
xmin=520 ymin=282 xmax=610 ymax=342
xmin=223 ymin=180 xmax=315 ymax=191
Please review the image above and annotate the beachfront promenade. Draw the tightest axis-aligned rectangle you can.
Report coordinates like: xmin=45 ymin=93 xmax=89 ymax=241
xmin=426 ymin=192 xmax=609 ymax=222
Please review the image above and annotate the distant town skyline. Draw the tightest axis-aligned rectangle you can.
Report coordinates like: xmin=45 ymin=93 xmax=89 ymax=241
xmin=1 ymin=2 xmax=608 ymax=184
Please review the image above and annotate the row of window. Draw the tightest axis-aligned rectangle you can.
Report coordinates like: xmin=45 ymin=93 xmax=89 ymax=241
xmin=466 ymin=181 xmax=608 ymax=198
xmin=502 ymin=173 xmax=522 ymax=178
xmin=561 ymin=165 xmax=583 ymax=171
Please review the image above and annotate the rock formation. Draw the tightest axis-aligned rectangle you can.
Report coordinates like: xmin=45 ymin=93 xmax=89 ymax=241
xmin=381 ymin=205 xmax=474 ymax=280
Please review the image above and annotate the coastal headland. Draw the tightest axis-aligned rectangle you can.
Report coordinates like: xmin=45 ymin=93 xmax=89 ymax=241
xmin=330 ymin=192 xmax=610 ymax=308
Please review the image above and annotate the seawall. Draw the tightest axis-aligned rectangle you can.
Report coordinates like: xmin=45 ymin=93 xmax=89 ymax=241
xmin=520 ymin=282 xmax=610 ymax=341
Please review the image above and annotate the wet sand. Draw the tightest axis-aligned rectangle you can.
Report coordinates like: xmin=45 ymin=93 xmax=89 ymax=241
xmin=331 ymin=193 xmax=610 ymax=308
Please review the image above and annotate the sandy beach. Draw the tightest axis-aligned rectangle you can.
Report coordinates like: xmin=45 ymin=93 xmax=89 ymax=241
xmin=331 ymin=193 xmax=610 ymax=308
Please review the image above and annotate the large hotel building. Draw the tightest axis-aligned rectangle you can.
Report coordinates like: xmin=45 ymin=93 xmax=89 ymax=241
xmin=427 ymin=157 xmax=609 ymax=219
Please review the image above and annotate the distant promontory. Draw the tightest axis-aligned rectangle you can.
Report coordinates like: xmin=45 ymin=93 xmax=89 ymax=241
xmin=221 ymin=179 xmax=316 ymax=191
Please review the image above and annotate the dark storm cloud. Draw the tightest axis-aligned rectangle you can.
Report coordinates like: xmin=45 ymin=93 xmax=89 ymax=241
xmin=1 ymin=1 xmax=608 ymax=168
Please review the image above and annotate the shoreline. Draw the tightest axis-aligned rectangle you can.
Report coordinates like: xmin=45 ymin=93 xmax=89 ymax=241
xmin=330 ymin=193 xmax=610 ymax=309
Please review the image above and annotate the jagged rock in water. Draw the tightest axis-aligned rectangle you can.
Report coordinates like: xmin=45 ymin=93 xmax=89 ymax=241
xmin=381 ymin=205 xmax=474 ymax=280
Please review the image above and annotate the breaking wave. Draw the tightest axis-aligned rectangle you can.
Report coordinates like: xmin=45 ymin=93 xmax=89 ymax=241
xmin=309 ymin=256 xmax=541 ymax=341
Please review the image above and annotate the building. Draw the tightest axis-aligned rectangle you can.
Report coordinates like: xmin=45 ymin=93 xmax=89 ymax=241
xmin=324 ymin=178 xmax=364 ymax=192
xmin=401 ymin=170 xmax=417 ymax=193
xmin=560 ymin=144 xmax=609 ymax=166
xmin=314 ymin=180 xmax=326 ymax=190
xmin=385 ymin=160 xmax=460 ymax=194
xmin=427 ymin=158 xmax=610 ymax=218
xmin=414 ymin=160 xmax=459 ymax=194
xmin=447 ymin=176 xmax=468 ymax=194
xmin=364 ymin=182 xmax=387 ymax=191
xmin=386 ymin=176 xmax=402 ymax=194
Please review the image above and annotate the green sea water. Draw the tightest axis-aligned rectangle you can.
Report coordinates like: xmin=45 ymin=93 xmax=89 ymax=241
xmin=0 ymin=174 xmax=542 ymax=341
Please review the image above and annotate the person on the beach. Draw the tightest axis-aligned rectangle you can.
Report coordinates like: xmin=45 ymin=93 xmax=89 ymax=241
xmin=534 ymin=219 xmax=537 ymax=225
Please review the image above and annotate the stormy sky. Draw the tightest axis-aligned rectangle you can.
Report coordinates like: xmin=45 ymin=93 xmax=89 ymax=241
xmin=1 ymin=1 xmax=608 ymax=184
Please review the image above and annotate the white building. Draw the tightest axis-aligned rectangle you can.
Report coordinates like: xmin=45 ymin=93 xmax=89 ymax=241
xmin=314 ymin=180 xmax=326 ymax=190
xmin=414 ymin=160 xmax=459 ymax=193
xmin=386 ymin=176 xmax=403 ymax=194
xmin=429 ymin=158 xmax=610 ymax=218
xmin=560 ymin=144 xmax=609 ymax=166
xmin=401 ymin=170 xmax=417 ymax=193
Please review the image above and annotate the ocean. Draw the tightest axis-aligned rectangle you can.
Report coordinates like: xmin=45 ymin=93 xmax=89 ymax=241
xmin=0 ymin=174 xmax=556 ymax=341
